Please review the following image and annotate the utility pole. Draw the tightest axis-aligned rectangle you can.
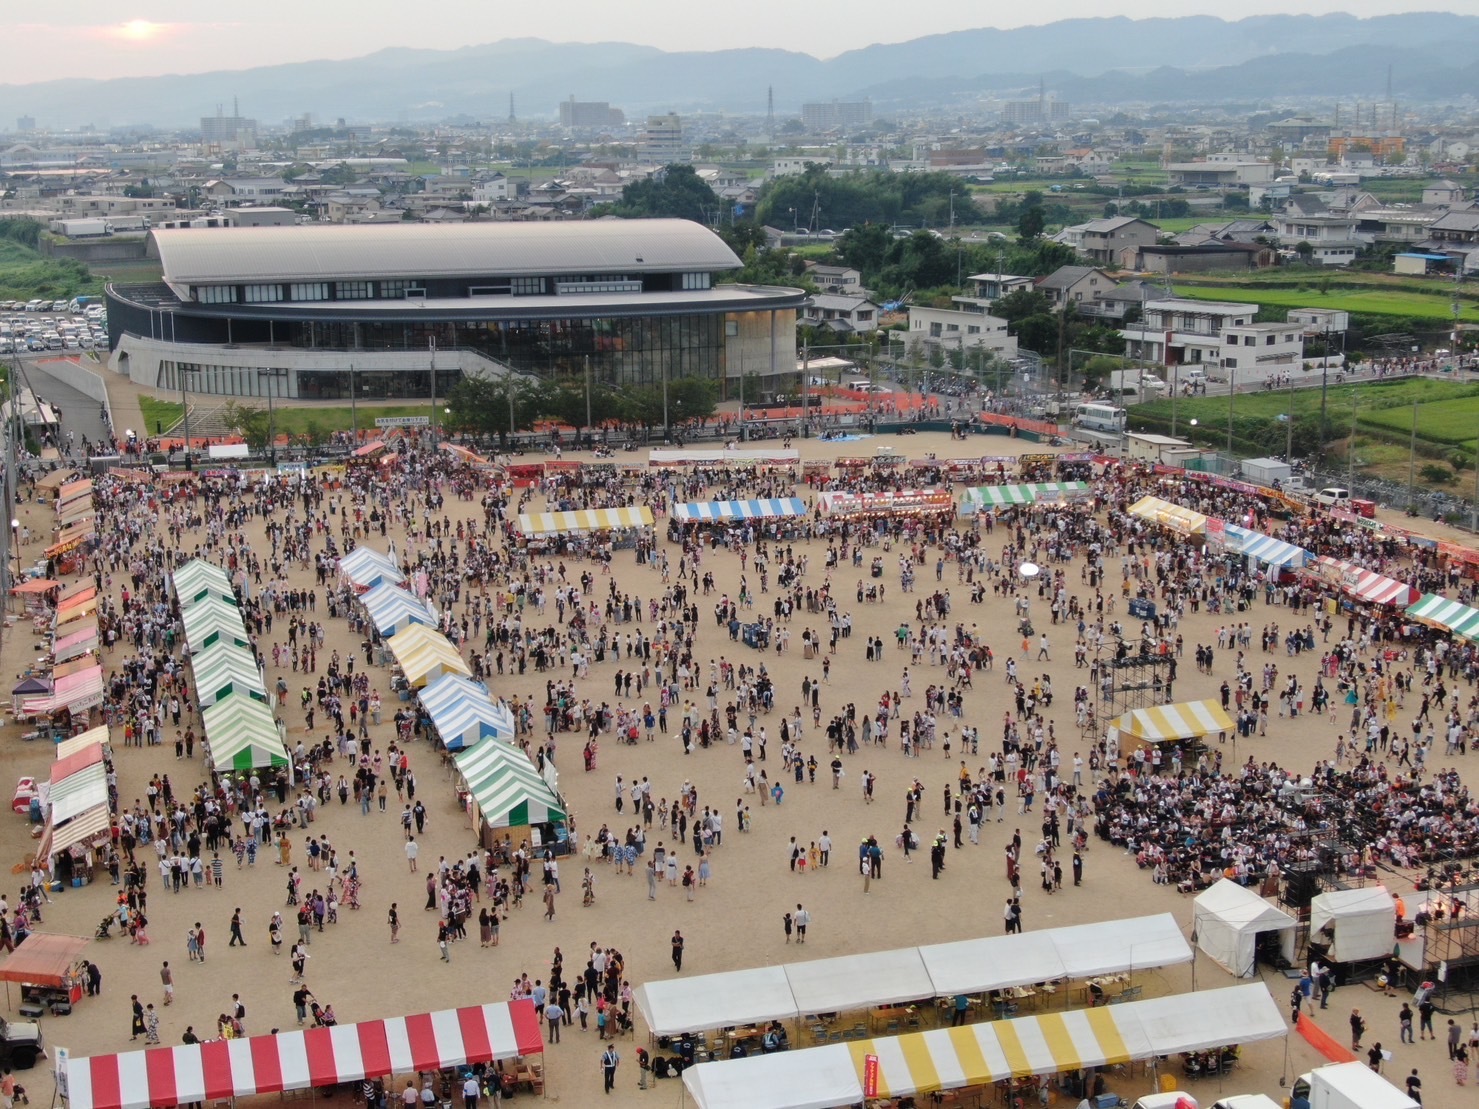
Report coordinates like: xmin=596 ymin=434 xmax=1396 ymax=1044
xmin=349 ymin=364 xmax=357 ymax=444
xmin=584 ymin=355 xmax=592 ymax=441
xmin=428 ymin=338 xmax=437 ymax=447
xmin=1407 ymin=399 xmax=1420 ymax=505
xmin=799 ymin=341 xmax=810 ymax=439
xmin=1348 ymin=390 xmax=1358 ymax=489
xmin=1226 ymin=367 xmax=1236 ymax=457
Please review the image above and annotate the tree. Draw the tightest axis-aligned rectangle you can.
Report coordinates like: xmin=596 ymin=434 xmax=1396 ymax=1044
xmin=668 ymin=377 xmax=718 ymax=425
xmin=1016 ymin=206 xmax=1046 ymax=243
xmin=1295 ymin=241 xmax=1315 ymax=264
xmin=602 ymin=165 xmax=718 ymax=223
xmin=219 ymin=402 xmax=271 ymax=454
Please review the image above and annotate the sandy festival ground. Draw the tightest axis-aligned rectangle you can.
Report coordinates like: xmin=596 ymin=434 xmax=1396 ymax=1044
xmin=0 ymin=429 xmax=1466 ymax=1109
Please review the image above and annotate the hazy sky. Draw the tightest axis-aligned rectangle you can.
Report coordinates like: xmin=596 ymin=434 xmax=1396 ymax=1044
xmin=7 ymin=0 xmax=1452 ymax=85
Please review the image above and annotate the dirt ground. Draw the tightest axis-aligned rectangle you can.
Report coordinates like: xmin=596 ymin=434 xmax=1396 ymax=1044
xmin=0 ymin=430 xmax=1460 ymax=1109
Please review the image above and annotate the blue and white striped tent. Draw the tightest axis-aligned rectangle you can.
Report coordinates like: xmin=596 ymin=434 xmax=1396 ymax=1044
xmin=418 ymin=672 xmax=517 ymax=751
xmin=671 ymin=498 xmax=807 ymax=523
xmin=1226 ymin=525 xmax=1311 ymax=569
xmin=338 ymin=546 xmax=405 ymax=590
xmin=360 ymin=582 xmax=439 ymax=637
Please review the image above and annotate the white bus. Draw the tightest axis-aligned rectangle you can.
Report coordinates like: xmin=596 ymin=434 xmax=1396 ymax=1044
xmin=1072 ymin=402 xmax=1127 ymax=434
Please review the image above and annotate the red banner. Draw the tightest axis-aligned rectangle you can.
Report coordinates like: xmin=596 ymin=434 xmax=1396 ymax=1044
xmin=1295 ymin=1013 xmax=1357 ymax=1065
xmin=863 ymin=1053 xmax=879 ymax=1098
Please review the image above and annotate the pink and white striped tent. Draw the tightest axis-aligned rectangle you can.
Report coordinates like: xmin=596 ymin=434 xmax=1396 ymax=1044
xmin=64 ymin=1001 xmax=543 ymax=1109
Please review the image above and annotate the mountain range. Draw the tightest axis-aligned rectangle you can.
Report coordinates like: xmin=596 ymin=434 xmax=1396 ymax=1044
xmin=6 ymin=13 xmax=1479 ymax=130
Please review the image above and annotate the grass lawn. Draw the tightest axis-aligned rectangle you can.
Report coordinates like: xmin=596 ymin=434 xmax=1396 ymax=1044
xmin=1136 ymin=378 xmax=1479 ymax=429
xmin=1357 ymin=393 xmax=1479 ymax=450
xmin=1172 ymin=283 xmax=1479 ymax=323
xmin=265 ymin=402 xmax=440 ymax=438
xmin=137 ymin=397 xmax=184 ymax=435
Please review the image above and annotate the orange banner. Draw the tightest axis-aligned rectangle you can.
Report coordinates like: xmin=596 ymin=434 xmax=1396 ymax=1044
xmin=1296 ymin=1013 xmax=1358 ymax=1064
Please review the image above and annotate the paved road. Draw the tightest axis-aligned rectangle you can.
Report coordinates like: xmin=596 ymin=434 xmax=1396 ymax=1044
xmin=14 ymin=358 xmax=112 ymax=456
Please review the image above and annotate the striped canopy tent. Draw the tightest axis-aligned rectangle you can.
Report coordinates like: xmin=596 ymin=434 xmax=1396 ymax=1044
xmin=454 ymin=740 xmax=566 ymax=832
xmin=1224 ymin=525 xmax=1311 ymax=569
xmin=200 ymin=695 xmax=288 ymax=772
xmin=56 ymin=503 xmax=97 ymax=530
xmin=1343 ymin=566 xmax=1419 ymax=607
xmin=55 ymin=725 xmax=110 ymax=761
xmin=54 ymin=597 xmax=99 ymax=629
xmin=682 ymin=983 xmax=1284 ymax=1109
xmin=1030 ymin=481 xmax=1092 ymax=503
xmin=189 ymin=643 xmax=267 ymax=708
xmin=42 ymin=804 xmax=111 ymax=869
xmin=56 ymin=586 xmax=97 ymax=613
xmin=1407 ymin=593 xmax=1479 ymax=639
xmin=46 ymin=522 xmax=94 ymax=559
xmin=49 ymin=761 xmax=108 ymax=824
xmin=386 ymin=624 xmax=471 ymax=688
xmin=360 ymin=583 xmax=439 ymax=637
xmin=516 ymin=506 xmax=654 ymax=537
xmin=962 ymin=484 xmax=1036 ymax=509
xmin=54 ymin=622 xmax=99 ymax=663
xmin=56 ymin=478 xmax=93 ymax=510
xmin=338 ymin=547 xmax=405 ymax=591
xmin=671 ymin=498 xmax=807 ymax=523
xmin=1111 ymin=699 xmax=1233 ymax=746
xmin=418 ymin=673 xmax=516 ymax=752
xmin=1127 ymin=496 xmax=1208 ymax=536
xmin=181 ymin=599 xmax=250 ymax=653
xmin=171 ymin=560 xmax=236 ymax=609
xmin=30 ymin=665 xmax=105 ymax=717
xmin=63 ymin=1000 xmax=544 ymax=1109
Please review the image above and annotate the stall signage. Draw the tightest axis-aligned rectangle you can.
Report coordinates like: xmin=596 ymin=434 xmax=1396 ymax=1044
xmin=863 ymin=1054 xmax=879 ymax=1098
xmin=375 ymin=416 xmax=431 ymax=428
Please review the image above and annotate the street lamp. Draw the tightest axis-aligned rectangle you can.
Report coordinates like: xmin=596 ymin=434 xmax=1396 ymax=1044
xmin=9 ymin=518 xmax=18 ymax=594
xmin=178 ymin=364 xmax=200 ymax=469
xmin=256 ymin=369 xmax=288 ymax=464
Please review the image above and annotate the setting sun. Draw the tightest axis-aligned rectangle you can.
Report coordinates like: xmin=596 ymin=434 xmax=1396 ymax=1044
xmin=118 ymin=19 xmax=164 ymax=41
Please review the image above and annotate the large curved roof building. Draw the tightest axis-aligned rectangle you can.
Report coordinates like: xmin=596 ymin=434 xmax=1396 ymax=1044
xmin=106 ymin=218 xmax=804 ymax=402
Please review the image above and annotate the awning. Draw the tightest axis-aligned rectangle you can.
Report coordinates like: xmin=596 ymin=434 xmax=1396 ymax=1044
xmin=671 ymin=498 xmax=806 ymax=523
xmin=649 ymin=449 xmax=799 ymax=467
xmin=200 ymin=695 xmax=288 ymax=771
xmin=46 ymin=525 xmax=94 ymax=559
xmin=64 ymin=1000 xmax=544 ymax=1109
xmin=180 ymin=599 xmax=250 ymax=652
xmin=454 ymin=740 xmax=566 ymax=830
xmin=636 ymin=966 xmax=797 ymax=1038
xmin=1344 ymin=567 xmax=1419 ymax=607
xmin=516 ymin=506 xmax=654 ymax=536
xmin=0 ymin=933 xmax=90 ymax=988
xmin=1225 ymin=526 xmax=1310 ymax=568
xmin=31 ymin=665 xmax=105 ymax=716
xmin=784 ymin=949 xmax=935 ymax=1016
xmin=54 ymin=599 xmax=99 ymax=628
xmin=56 ymin=478 xmax=94 ymax=507
xmin=54 ymin=624 xmax=99 ymax=663
xmin=189 ymin=643 xmax=267 ymax=707
xmin=338 ymin=546 xmax=405 ymax=589
xmin=361 ymin=583 xmax=440 ymax=637
xmin=49 ymin=761 xmax=108 ymax=824
xmin=48 ymin=805 xmax=112 ymax=861
xmin=57 ymin=586 xmax=98 ymax=611
xmin=386 ymin=624 xmax=471 ymax=688
xmin=418 ymin=674 xmax=515 ymax=751
xmin=51 ymin=741 xmax=103 ymax=783
xmin=964 ymin=484 xmax=1035 ymax=508
xmin=1128 ymin=496 xmax=1207 ymax=536
xmin=816 ymin=490 xmax=955 ymax=518
xmin=1406 ymin=593 xmax=1479 ymax=638
xmin=11 ymin=578 xmax=59 ymax=595
xmin=1111 ymin=699 xmax=1233 ymax=745
xmin=35 ymin=469 xmax=79 ymax=492
xmin=681 ymin=984 xmax=1284 ymax=1109
xmin=55 ymin=725 xmax=110 ymax=760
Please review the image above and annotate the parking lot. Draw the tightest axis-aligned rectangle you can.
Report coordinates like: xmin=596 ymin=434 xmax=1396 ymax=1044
xmin=0 ymin=297 xmax=107 ymax=356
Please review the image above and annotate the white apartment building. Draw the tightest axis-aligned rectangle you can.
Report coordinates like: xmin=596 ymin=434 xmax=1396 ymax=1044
xmin=908 ymin=298 xmax=1018 ymax=359
xmin=1119 ymin=299 xmax=1302 ymax=374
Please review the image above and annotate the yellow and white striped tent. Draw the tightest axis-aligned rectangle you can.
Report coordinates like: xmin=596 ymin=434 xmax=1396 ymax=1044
xmin=1127 ymin=496 xmax=1208 ymax=536
xmin=1111 ymin=699 xmax=1233 ymax=746
xmin=516 ymin=506 xmax=654 ymax=537
xmin=683 ymin=983 xmax=1284 ymax=1109
xmin=385 ymin=623 xmax=471 ymax=688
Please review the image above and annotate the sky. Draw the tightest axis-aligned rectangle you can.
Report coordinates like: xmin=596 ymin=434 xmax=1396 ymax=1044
xmin=5 ymin=0 xmax=1455 ymax=85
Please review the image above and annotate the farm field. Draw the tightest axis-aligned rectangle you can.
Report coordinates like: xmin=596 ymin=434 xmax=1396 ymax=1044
xmin=1358 ymin=392 xmax=1479 ymax=450
xmin=1172 ymin=283 xmax=1479 ymax=323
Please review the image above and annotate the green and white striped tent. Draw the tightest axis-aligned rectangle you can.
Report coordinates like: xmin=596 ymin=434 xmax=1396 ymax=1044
xmin=190 ymin=643 xmax=267 ymax=708
xmin=200 ymin=694 xmax=289 ymax=772
xmin=171 ymin=560 xmax=236 ymax=609
xmin=962 ymin=482 xmax=1090 ymax=510
xmin=454 ymin=739 xmax=566 ymax=833
xmin=1406 ymin=593 xmax=1479 ymax=639
xmin=180 ymin=597 xmax=250 ymax=653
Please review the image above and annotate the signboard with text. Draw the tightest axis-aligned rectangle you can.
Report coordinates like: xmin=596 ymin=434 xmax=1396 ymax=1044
xmin=375 ymin=416 xmax=431 ymax=428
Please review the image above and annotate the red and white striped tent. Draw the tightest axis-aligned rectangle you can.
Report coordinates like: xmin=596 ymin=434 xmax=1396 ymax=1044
xmin=64 ymin=1001 xmax=543 ymax=1109
xmin=1310 ymin=557 xmax=1419 ymax=608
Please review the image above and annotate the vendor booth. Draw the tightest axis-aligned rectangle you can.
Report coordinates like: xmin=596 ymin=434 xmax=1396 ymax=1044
xmin=180 ymin=599 xmax=250 ymax=652
xmin=51 ymin=624 xmax=98 ymax=664
xmin=1310 ymin=557 xmax=1419 ymax=608
xmin=189 ymin=643 xmax=267 ymax=707
xmin=63 ymin=999 xmax=544 ymax=1109
xmin=649 ymin=448 xmax=799 ymax=467
xmin=1406 ymin=593 xmax=1479 ymax=639
xmin=361 ymin=583 xmax=440 ymax=637
xmin=1108 ymin=700 xmax=1233 ymax=749
xmin=1128 ymin=496 xmax=1208 ymax=536
xmin=199 ymin=695 xmax=289 ymax=772
xmin=515 ymin=506 xmax=654 ymax=537
xmin=682 ymin=983 xmax=1285 ymax=1109
xmin=29 ymin=666 xmax=105 ymax=719
xmin=338 ymin=546 xmax=406 ymax=591
xmin=54 ymin=725 xmax=110 ymax=761
xmin=1192 ymin=879 xmax=1298 ymax=978
xmin=419 ymin=674 xmax=516 ymax=751
xmin=1308 ymin=887 xmax=1397 ymax=963
xmin=671 ymin=498 xmax=806 ymax=523
xmin=962 ymin=482 xmax=1092 ymax=511
xmin=170 ymin=560 xmax=235 ymax=608
xmin=1224 ymin=526 xmax=1311 ymax=570
xmin=386 ymin=624 xmax=471 ymax=688
xmin=0 ymin=933 xmax=90 ymax=1013
xmin=815 ymin=489 xmax=954 ymax=521
xmin=453 ymin=740 xmax=567 ymax=848
xmin=636 ymin=966 xmax=798 ymax=1038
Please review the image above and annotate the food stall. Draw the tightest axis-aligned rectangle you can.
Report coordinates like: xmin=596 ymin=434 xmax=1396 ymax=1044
xmin=453 ymin=738 xmax=568 ymax=852
xmin=0 ymin=933 xmax=91 ymax=1017
xmin=816 ymin=489 xmax=955 ymax=524
xmin=514 ymin=506 xmax=654 ymax=553
xmin=1127 ymin=496 xmax=1208 ymax=537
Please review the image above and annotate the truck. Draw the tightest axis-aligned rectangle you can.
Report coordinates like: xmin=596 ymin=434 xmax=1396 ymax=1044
xmin=1106 ymin=370 xmax=1166 ymax=399
xmin=1239 ymin=457 xmax=1293 ymax=489
xmin=0 ymin=1013 xmax=44 ymax=1069
xmin=1292 ymin=1062 xmax=1418 ymax=1109
xmin=68 ymin=296 xmax=100 ymax=314
xmin=49 ymin=218 xmax=110 ymax=238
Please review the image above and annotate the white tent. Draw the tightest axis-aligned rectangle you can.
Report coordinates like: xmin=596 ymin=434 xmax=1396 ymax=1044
xmin=1309 ymin=887 xmax=1396 ymax=963
xmin=1192 ymin=878 xmax=1297 ymax=978
xmin=783 ymin=948 xmax=935 ymax=1016
xmin=634 ymin=966 xmax=797 ymax=1037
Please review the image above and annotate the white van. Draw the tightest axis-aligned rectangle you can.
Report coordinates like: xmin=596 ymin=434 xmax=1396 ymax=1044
xmin=1072 ymin=402 xmax=1127 ymax=434
xmin=1311 ymin=487 xmax=1352 ymax=509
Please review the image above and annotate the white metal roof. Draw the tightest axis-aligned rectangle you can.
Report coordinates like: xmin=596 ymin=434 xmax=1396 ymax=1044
xmin=148 ymin=218 xmax=741 ymax=286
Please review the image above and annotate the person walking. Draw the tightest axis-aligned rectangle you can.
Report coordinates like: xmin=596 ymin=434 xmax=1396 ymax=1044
xmin=160 ymin=962 xmax=174 ymax=1006
xmin=437 ymin=920 xmax=451 ymax=962
xmin=544 ymin=999 xmax=564 ymax=1044
xmin=144 ymin=1003 xmax=161 ymax=1045
xmin=1420 ymin=995 xmax=1437 ymax=1040
xmin=228 ymin=909 xmax=245 ymax=947
xmin=670 ymin=930 xmax=684 ymax=972
xmin=1400 ymin=1003 xmax=1415 ymax=1044
xmin=129 ymin=994 xmax=145 ymax=1041
xmin=794 ymin=904 xmax=811 ymax=944
xmin=600 ymin=1045 xmax=620 ymax=1094
xmin=405 ymin=838 xmax=419 ymax=873
xmin=782 ymin=912 xmax=793 ymax=943
xmin=388 ymin=903 xmax=400 ymax=944
xmin=1405 ymin=1067 xmax=1422 ymax=1103
xmin=461 ymin=1073 xmax=480 ymax=1109
xmin=1351 ymin=1009 xmax=1367 ymax=1051
xmin=543 ymin=884 xmax=556 ymax=922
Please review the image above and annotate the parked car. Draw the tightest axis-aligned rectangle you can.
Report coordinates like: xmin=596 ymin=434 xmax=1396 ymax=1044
xmin=1310 ymin=487 xmax=1352 ymax=509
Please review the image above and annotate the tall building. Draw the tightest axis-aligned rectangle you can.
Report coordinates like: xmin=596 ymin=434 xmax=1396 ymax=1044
xmin=200 ymin=106 xmax=257 ymax=149
xmin=1001 ymin=96 xmax=1070 ymax=125
xmin=800 ymin=100 xmax=872 ymax=132
xmin=638 ymin=114 xmax=687 ymax=163
xmin=558 ymin=98 xmax=625 ymax=128
xmin=15 ymin=116 xmax=35 ymax=133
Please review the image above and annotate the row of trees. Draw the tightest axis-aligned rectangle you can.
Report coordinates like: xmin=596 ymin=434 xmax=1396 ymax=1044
xmin=444 ymin=374 xmax=719 ymax=445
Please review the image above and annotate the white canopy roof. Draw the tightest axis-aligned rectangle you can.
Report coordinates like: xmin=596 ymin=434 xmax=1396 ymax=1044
xmin=1192 ymin=879 xmax=1298 ymax=978
xmin=1309 ymin=887 xmax=1396 ymax=963
xmin=783 ymin=948 xmax=935 ymax=1015
xmin=634 ymin=966 xmax=798 ymax=1037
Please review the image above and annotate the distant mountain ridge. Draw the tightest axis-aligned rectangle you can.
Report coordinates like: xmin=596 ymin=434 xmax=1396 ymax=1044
xmin=4 ymin=13 xmax=1479 ymax=129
